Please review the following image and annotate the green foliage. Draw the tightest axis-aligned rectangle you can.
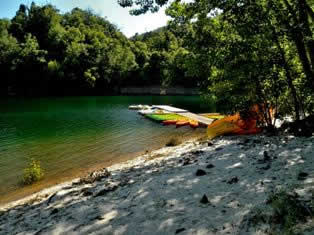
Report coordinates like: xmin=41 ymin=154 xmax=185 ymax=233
xmin=1 ymin=2 xmax=197 ymax=96
xmin=23 ymin=158 xmax=44 ymax=185
xmin=13 ymin=33 xmax=47 ymax=94
xmin=140 ymin=0 xmax=314 ymax=123
xmin=118 ymin=0 xmax=168 ymax=15
xmin=84 ymin=68 xmax=97 ymax=88
xmin=268 ymin=189 xmax=311 ymax=234
xmin=132 ymin=27 xmax=198 ymax=87
xmin=2 ymin=0 xmax=314 ymax=125
xmin=119 ymin=0 xmax=314 ymax=123
xmin=0 ymin=19 xmax=19 ymax=95
xmin=47 ymin=60 xmax=60 ymax=73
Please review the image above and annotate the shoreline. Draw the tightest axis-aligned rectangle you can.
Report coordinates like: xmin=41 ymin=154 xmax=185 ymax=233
xmin=1 ymin=138 xmax=191 ymax=209
xmin=0 ymin=131 xmax=206 ymax=206
xmin=0 ymin=135 xmax=204 ymax=209
xmin=1 ymin=134 xmax=313 ymax=234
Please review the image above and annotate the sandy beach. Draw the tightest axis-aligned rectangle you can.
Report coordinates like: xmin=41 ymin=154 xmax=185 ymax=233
xmin=0 ymin=134 xmax=313 ymax=234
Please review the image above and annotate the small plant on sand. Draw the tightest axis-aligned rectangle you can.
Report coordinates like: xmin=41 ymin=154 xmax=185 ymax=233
xmin=267 ymin=189 xmax=312 ymax=234
xmin=165 ymin=137 xmax=181 ymax=147
xmin=23 ymin=158 xmax=44 ymax=185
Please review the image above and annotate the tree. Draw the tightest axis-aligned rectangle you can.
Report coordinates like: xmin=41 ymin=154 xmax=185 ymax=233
xmin=0 ymin=19 xmax=19 ymax=95
xmin=119 ymin=0 xmax=314 ymax=121
xmin=9 ymin=4 xmax=28 ymax=41
xmin=13 ymin=34 xmax=47 ymax=95
xmin=118 ymin=0 xmax=168 ymax=15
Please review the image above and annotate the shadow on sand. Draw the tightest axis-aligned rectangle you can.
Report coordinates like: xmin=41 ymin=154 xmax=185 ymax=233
xmin=0 ymin=135 xmax=313 ymax=234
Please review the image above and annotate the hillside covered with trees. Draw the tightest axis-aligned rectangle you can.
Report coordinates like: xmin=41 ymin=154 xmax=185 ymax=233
xmin=0 ymin=2 xmax=197 ymax=96
xmin=119 ymin=0 xmax=314 ymax=125
xmin=1 ymin=0 xmax=314 ymax=126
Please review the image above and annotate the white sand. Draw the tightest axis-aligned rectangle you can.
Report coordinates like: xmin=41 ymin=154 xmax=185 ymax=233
xmin=0 ymin=135 xmax=313 ymax=234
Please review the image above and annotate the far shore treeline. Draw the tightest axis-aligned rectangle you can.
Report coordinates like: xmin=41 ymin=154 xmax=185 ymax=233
xmin=0 ymin=3 xmax=198 ymax=97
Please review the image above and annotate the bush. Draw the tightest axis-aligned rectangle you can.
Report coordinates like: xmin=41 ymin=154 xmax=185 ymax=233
xmin=23 ymin=158 xmax=44 ymax=185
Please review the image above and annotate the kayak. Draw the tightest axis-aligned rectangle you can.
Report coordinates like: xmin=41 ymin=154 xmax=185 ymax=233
xmin=176 ymin=121 xmax=190 ymax=128
xmin=162 ymin=120 xmax=177 ymax=126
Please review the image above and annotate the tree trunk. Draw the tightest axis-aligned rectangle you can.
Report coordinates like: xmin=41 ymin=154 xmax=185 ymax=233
xmin=298 ymin=0 xmax=314 ymax=71
xmin=265 ymin=11 xmax=302 ymax=120
xmin=305 ymin=0 xmax=314 ymax=21
xmin=278 ymin=46 xmax=301 ymax=121
xmin=277 ymin=48 xmax=301 ymax=120
xmin=292 ymin=31 xmax=314 ymax=86
xmin=282 ymin=0 xmax=314 ymax=87
xmin=254 ymin=78 xmax=273 ymax=127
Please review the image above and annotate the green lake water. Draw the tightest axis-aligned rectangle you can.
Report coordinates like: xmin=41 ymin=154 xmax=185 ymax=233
xmin=0 ymin=96 xmax=214 ymax=202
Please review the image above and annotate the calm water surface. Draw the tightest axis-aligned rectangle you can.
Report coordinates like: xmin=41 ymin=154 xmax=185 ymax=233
xmin=0 ymin=96 xmax=214 ymax=202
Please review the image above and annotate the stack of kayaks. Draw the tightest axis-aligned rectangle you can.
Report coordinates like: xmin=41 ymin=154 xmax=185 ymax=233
xmin=143 ymin=113 xmax=200 ymax=128
xmin=162 ymin=119 xmax=199 ymax=128
xmin=129 ymin=105 xmax=224 ymax=129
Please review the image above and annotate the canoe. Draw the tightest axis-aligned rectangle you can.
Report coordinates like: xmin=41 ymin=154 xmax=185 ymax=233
xmin=176 ymin=121 xmax=190 ymax=128
xmin=162 ymin=120 xmax=177 ymax=126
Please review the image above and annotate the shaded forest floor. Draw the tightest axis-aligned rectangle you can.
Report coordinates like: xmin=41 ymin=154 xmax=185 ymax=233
xmin=1 ymin=135 xmax=314 ymax=234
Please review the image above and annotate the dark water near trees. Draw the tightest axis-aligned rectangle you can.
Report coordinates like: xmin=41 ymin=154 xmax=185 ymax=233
xmin=0 ymin=96 xmax=214 ymax=203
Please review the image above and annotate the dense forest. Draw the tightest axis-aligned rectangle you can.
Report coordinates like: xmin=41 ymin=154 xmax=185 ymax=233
xmin=119 ymin=0 xmax=314 ymax=126
xmin=0 ymin=2 xmax=197 ymax=96
xmin=1 ymin=0 xmax=314 ymax=127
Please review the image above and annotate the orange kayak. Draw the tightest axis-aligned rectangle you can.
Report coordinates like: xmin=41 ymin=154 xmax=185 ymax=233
xmin=176 ymin=121 xmax=190 ymax=128
xmin=163 ymin=120 xmax=177 ymax=126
